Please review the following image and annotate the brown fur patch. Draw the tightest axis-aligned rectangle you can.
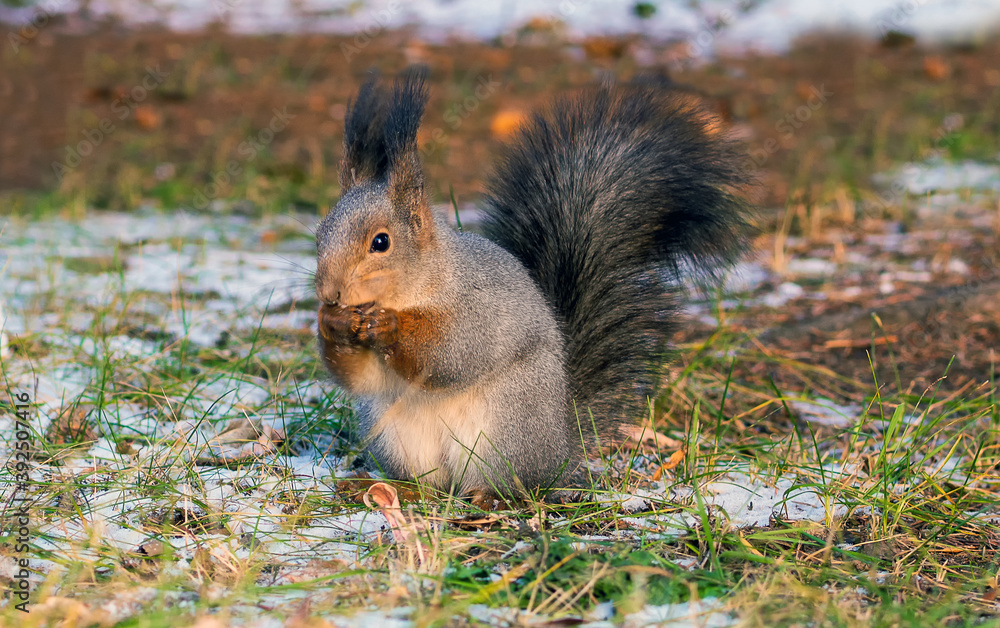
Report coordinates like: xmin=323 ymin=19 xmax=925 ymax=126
xmin=318 ymin=303 xmax=361 ymax=340
xmin=382 ymin=307 xmax=444 ymax=385
xmin=318 ymin=303 xmax=445 ymax=391
xmin=319 ymin=333 xmax=372 ymax=391
xmin=318 ymin=304 xmax=382 ymax=392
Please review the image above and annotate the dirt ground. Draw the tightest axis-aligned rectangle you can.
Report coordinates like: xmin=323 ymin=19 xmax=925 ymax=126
xmin=2 ymin=19 xmax=999 ymax=203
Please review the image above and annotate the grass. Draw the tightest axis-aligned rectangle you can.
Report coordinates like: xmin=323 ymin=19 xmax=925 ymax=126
xmin=1 ymin=204 xmax=999 ymax=626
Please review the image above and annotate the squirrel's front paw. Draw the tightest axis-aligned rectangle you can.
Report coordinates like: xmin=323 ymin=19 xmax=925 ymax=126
xmin=318 ymin=303 xmax=363 ymax=342
xmin=356 ymin=305 xmax=399 ymax=348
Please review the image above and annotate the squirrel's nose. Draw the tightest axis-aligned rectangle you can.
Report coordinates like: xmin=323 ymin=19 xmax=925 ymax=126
xmin=315 ymin=274 xmax=342 ymax=305
xmin=320 ymin=289 xmax=341 ymax=307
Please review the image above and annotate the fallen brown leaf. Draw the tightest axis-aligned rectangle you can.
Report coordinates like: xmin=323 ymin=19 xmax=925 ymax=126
xmin=652 ymin=449 xmax=686 ymax=480
xmin=363 ymin=482 xmax=408 ymax=540
xmin=490 ymin=109 xmax=528 ymax=139
xmin=620 ymin=424 xmax=683 ymax=450
xmin=136 ymin=540 xmax=165 ymax=557
xmin=363 ymin=482 xmax=426 ymax=564
xmin=134 ymin=105 xmax=162 ymax=129
xmin=822 ymin=335 xmax=897 ymax=350
xmin=335 ymin=472 xmax=430 ymax=503
xmin=446 ymin=514 xmax=504 ymax=530
xmin=46 ymin=403 xmax=98 ymax=445
xmin=923 ymin=55 xmax=950 ymax=81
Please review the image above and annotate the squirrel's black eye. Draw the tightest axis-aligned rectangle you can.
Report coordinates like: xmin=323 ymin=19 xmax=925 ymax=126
xmin=370 ymin=232 xmax=390 ymax=253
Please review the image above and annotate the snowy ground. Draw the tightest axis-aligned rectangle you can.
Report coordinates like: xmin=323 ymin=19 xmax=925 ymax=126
xmin=2 ymin=0 xmax=1000 ymax=53
xmin=1 ymin=158 xmax=998 ymax=623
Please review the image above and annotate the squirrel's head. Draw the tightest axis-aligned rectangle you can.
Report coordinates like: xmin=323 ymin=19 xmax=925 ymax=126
xmin=315 ymin=68 xmax=434 ymax=309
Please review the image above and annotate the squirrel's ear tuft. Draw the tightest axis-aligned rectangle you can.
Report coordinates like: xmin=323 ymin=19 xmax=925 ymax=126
xmin=384 ymin=67 xmax=431 ymax=230
xmin=384 ymin=66 xmax=429 ymax=167
xmin=340 ymin=71 xmax=390 ymax=192
xmin=340 ymin=67 xmax=431 ymax=230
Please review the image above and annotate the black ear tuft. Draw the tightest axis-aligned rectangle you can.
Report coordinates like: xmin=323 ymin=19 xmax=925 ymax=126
xmin=339 ymin=67 xmax=430 ymax=193
xmin=384 ymin=66 xmax=430 ymax=170
xmin=381 ymin=67 xmax=431 ymax=227
xmin=340 ymin=71 xmax=389 ymax=190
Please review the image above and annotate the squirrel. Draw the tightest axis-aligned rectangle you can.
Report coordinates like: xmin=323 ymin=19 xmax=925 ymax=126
xmin=314 ymin=68 xmax=753 ymax=505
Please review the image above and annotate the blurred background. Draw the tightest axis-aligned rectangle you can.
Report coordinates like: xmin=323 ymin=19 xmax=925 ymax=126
xmin=2 ymin=0 xmax=1000 ymax=396
xmin=2 ymin=0 xmax=998 ymax=213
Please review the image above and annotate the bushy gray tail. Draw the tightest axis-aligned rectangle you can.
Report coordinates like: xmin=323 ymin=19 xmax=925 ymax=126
xmin=480 ymin=84 xmax=754 ymax=438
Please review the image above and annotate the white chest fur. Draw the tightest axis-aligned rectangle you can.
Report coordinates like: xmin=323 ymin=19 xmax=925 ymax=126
xmin=368 ymin=385 xmax=493 ymax=492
